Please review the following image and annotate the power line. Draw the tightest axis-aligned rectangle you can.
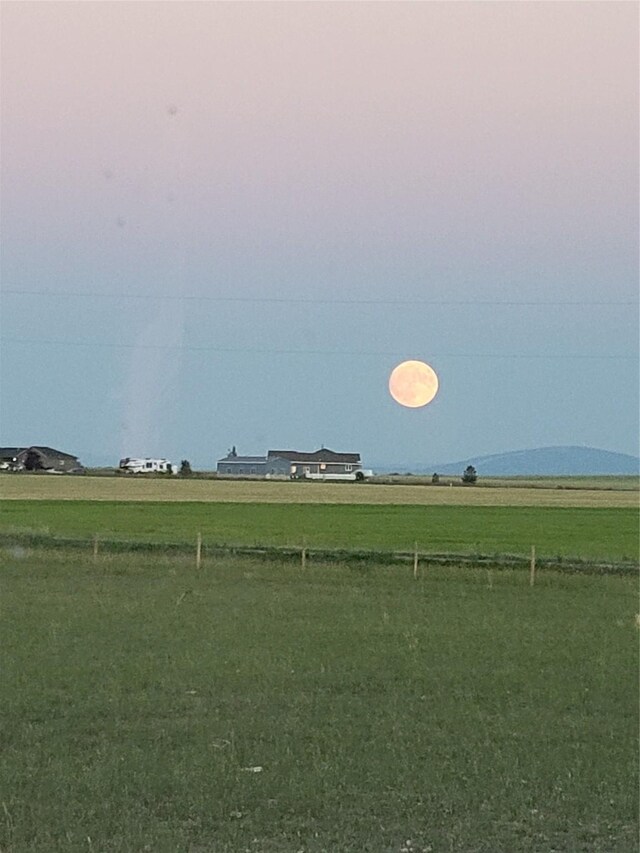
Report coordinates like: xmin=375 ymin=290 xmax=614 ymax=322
xmin=2 ymin=336 xmax=635 ymax=360
xmin=1 ymin=288 xmax=636 ymax=307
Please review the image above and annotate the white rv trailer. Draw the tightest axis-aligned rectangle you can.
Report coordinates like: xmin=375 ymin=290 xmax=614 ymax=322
xmin=119 ymin=457 xmax=176 ymax=474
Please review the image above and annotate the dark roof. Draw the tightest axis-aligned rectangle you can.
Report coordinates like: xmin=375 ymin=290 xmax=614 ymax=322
xmin=0 ymin=444 xmax=78 ymax=461
xmin=217 ymin=455 xmax=267 ymax=464
xmin=267 ymin=448 xmax=361 ymax=464
xmin=1 ymin=446 xmax=79 ymax=461
xmin=0 ymin=447 xmax=22 ymax=459
xmin=26 ymin=446 xmax=80 ymax=460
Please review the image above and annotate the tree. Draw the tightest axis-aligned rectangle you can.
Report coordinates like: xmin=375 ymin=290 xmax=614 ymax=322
xmin=431 ymin=473 xmax=440 ymax=484
xmin=461 ymin=465 xmax=477 ymax=484
xmin=179 ymin=459 xmax=193 ymax=477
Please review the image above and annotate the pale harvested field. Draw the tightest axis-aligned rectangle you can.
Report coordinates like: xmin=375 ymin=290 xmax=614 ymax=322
xmin=382 ymin=475 xmax=639 ymax=491
xmin=1 ymin=474 xmax=637 ymax=507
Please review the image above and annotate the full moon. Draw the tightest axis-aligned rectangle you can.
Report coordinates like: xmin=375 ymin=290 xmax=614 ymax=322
xmin=389 ymin=360 xmax=439 ymax=408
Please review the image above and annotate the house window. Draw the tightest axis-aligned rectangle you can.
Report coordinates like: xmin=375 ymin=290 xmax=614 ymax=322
xmin=345 ymin=464 xmax=353 ymax=471
xmin=146 ymin=462 xmax=153 ymax=469
xmin=320 ymin=463 xmax=326 ymax=470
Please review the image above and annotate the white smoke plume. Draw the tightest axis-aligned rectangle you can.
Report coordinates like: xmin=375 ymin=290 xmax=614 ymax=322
xmin=119 ymin=103 xmax=188 ymax=458
xmin=120 ymin=298 xmax=185 ymax=457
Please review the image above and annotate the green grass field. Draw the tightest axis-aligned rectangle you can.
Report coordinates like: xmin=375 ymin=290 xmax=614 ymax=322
xmin=1 ymin=500 xmax=637 ymax=563
xmin=1 ymin=479 xmax=637 ymax=849
xmin=1 ymin=549 xmax=637 ymax=852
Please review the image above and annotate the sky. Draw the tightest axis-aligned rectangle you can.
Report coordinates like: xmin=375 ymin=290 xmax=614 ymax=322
xmin=1 ymin=1 xmax=638 ymax=469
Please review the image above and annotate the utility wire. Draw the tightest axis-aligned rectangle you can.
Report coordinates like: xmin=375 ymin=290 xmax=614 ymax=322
xmin=2 ymin=336 xmax=634 ymax=360
xmin=1 ymin=288 xmax=636 ymax=307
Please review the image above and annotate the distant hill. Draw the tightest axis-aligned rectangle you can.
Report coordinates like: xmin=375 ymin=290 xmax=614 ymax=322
xmin=377 ymin=446 xmax=639 ymax=476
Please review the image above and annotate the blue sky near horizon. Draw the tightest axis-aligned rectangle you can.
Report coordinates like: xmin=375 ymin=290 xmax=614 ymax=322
xmin=1 ymin=2 xmax=638 ymax=469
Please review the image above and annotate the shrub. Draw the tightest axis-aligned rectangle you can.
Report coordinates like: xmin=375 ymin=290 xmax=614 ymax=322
xmin=462 ymin=465 xmax=478 ymax=484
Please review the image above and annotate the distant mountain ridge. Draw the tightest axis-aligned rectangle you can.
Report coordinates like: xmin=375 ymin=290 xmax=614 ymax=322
xmin=375 ymin=446 xmax=640 ymax=476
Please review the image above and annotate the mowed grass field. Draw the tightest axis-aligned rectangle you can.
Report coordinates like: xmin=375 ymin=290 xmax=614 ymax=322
xmin=1 ymin=549 xmax=637 ymax=852
xmin=2 ymin=500 xmax=638 ymax=563
xmin=1 ymin=474 xmax=638 ymax=507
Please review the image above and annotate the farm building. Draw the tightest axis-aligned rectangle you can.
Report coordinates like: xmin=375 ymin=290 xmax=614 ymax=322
xmin=217 ymin=447 xmax=370 ymax=480
xmin=216 ymin=447 xmax=291 ymax=477
xmin=0 ymin=446 xmax=84 ymax=473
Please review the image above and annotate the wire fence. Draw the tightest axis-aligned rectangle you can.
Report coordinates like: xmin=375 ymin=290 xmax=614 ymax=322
xmin=0 ymin=531 xmax=636 ymax=577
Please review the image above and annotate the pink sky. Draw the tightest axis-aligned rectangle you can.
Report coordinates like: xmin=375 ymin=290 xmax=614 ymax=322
xmin=4 ymin=2 xmax=636 ymax=295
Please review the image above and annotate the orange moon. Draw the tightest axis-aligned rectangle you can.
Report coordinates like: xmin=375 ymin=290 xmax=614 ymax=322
xmin=389 ymin=360 xmax=439 ymax=408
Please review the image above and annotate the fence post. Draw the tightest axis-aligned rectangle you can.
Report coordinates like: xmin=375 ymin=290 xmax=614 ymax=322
xmin=413 ymin=542 xmax=419 ymax=579
xmin=196 ymin=532 xmax=202 ymax=570
xmin=529 ymin=545 xmax=536 ymax=586
xmin=301 ymin=538 xmax=307 ymax=569
xmin=92 ymin=534 xmax=99 ymax=562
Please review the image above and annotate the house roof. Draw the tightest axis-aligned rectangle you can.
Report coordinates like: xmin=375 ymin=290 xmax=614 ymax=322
xmin=217 ymin=455 xmax=267 ymax=464
xmin=267 ymin=448 xmax=361 ymax=464
xmin=25 ymin=446 xmax=80 ymax=460
xmin=0 ymin=447 xmax=23 ymax=459
xmin=0 ymin=446 xmax=80 ymax=461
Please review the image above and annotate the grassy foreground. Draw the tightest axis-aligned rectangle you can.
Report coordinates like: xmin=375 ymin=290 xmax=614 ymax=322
xmin=1 ymin=549 xmax=637 ymax=852
xmin=2 ymin=500 xmax=638 ymax=563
